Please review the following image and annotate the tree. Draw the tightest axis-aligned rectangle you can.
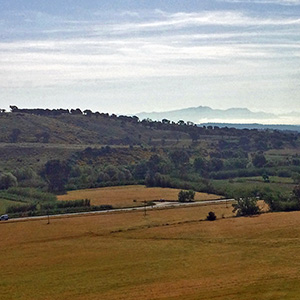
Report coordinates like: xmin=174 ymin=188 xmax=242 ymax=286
xmin=293 ymin=185 xmax=300 ymax=200
xmin=209 ymin=158 xmax=224 ymax=172
xmin=178 ymin=190 xmax=195 ymax=202
xmin=13 ymin=167 xmax=37 ymax=181
xmin=42 ymin=160 xmax=71 ymax=193
xmin=70 ymin=108 xmax=82 ymax=115
xmin=206 ymin=211 xmax=216 ymax=221
xmin=194 ymin=157 xmax=207 ymax=172
xmin=0 ymin=172 xmax=18 ymax=189
xmin=232 ymin=197 xmax=260 ymax=217
xmin=252 ymin=152 xmax=267 ymax=168
xmin=83 ymin=109 xmax=93 ymax=117
xmin=10 ymin=105 xmax=19 ymax=112
xmin=262 ymin=173 xmax=270 ymax=183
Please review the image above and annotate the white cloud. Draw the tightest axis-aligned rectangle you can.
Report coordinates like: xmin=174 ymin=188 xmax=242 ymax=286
xmin=106 ymin=11 xmax=300 ymax=34
xmin=1 ymin=8 xmax=300 ymax=115
xmin=0 ymin=37 xmax=298 ymax=89
xmin=119 ymin=11 xmax=140 ymax=18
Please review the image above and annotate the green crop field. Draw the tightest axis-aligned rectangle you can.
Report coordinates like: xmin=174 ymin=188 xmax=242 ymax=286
xmin=212 ymin=177 xmax=295 ymax=198
xmin=1 ymin=204 xmax=300 ymax=300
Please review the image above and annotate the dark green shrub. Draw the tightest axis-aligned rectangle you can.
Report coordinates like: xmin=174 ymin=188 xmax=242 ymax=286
xmin=6 ymin=204 xmax=37 ymax=214
xmin=178 ymin=190 xmax=195 ymax=202
xmin=232 ymin=197 xmax=260 ymax=217
xmin=206 ymin=211 xmax=216 ymax=221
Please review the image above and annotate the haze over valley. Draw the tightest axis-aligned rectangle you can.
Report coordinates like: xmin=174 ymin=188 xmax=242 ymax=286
xmin=137 ymin=106 xmax=300 ymax=126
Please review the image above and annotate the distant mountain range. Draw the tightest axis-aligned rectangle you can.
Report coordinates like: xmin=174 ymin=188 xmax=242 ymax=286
xmin=200 ymin=123 xmax=300 ymax=133
xmin=136 ymin=106 xmax=300 ymax=126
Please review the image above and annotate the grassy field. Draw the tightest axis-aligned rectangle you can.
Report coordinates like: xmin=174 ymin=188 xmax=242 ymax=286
xmin=235 ymin=176 xmax=294 ymax=184
xmin=1 ymin=203 xmax=300 ymax=300
xmin=57 ymin=185 xmax=223 ymax=208
xmin=0 ymin=198 xmax=24 ymax=214
xmin=212 ymin=177 xmax=295 ymax=197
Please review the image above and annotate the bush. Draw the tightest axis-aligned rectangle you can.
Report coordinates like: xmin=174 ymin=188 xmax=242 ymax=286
xmin=56 ymin=199 xmax=90 ymax=209
xmin=206 ymin=211 xmax=216 ymax=221
xmin=6 ymin=204 xmax=37 ymax=214
xmin=178 ymin=190 xmax=195 ymax=202
xmin=232 ymin=197 xmax=260 ymax=217
xmin=0 ymin=172 xmax=18 ymax=190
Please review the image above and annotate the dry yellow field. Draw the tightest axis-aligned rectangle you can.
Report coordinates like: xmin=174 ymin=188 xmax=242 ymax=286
xmin=1 ymin=203 xmax=300 ymax=300
xmin=57 ymin=185 xmax=222 ymax=208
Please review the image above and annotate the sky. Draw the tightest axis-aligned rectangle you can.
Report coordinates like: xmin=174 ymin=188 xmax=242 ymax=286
xmin=1 ymin=0 xmax=300 ymax=120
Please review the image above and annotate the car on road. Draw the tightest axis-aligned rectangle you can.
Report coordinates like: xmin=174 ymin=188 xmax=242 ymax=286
xmin=0 ymin=214 xmax=9 ymax=221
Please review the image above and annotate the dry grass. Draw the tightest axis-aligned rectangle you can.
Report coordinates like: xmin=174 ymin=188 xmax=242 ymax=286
xmin=57 ymin=185 xmax=222 ymax=208
xmin=1 ymin=203 xmax=300 ymax=300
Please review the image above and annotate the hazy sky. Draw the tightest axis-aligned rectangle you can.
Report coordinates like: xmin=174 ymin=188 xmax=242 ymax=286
xmin=1 ymin=0 xmax=300 ymax=115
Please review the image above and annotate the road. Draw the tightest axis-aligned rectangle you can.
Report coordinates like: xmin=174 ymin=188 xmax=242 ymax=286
xmin=3 ymin=199 xmax=235 ymax=223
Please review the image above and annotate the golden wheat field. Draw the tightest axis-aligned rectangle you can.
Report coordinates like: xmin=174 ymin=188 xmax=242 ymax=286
xmin=1 ymin=202 xmax=300 ymax=300
xmin=57 ymin=185 xmax=223 ymax=208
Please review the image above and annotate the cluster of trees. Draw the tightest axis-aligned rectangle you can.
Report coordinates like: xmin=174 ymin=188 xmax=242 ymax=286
xmin=40 ymin=199 xmax=90 ymax=210
xmin=5 ymin=195 xmax=113 ymax=217
xmin=0 ymin=146 xmax=299 ymax=205
xmin=227 ymin=183 xmax=300 ymax=216
xmin=262 ymin=184 xmax=300 ymax=212
xmin=6 ymin=203 xmax=37 ymax=214
xmin=8 ymin=106 xmax=139 ymax=122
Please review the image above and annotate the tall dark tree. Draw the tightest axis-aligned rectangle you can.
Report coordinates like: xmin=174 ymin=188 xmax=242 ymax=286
xmin=293 ymin=185 xmax=300 ymax=200
xmin=83 ymin=109 xmax=93 ymax=117
xmin=252 ymin=152 xmax=267 ymax=168
xmin=42 ymin=160 xmax=71 ymax=193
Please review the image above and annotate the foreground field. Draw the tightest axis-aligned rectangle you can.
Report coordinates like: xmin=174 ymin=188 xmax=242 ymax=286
xmin=1 ymin=203 xmax=300 ymax=300
xmin=57 ymin=185 xmax=222 ymax=208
